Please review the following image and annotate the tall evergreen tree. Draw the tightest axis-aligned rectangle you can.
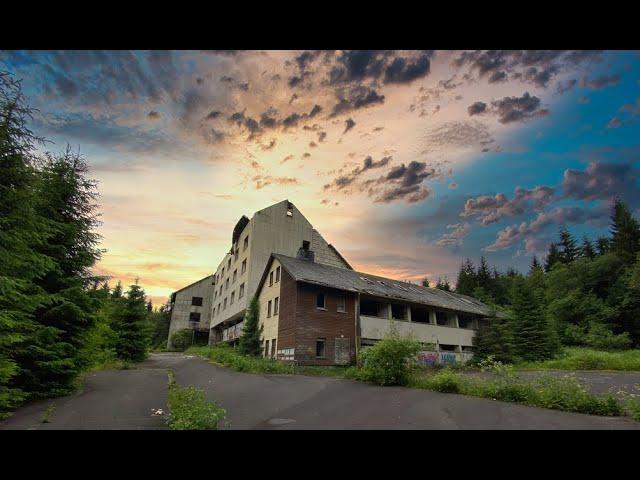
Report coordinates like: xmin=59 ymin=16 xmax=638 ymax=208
xmin=455 ymin=258 xmax=477 ymax=295
xmin=511 ymin=277 xmax=558 ymax=361
xmin=12 ymin=148 xmax=103 ymax=396
xmin=472 ymin=314 xmax=515 ymax=364
xmin=581 ymin=237 xmax=596 ymax=259
xmin=544 ymin=242 xmax=562 ymax=272
xmin=529 ymin=255 xmax=542 ymax=275
xmin=596 ymin=236 xmax=611 ymax=256
xmin=113 ymin=283 xmax=151 ymax=363
xmin=0 ymin=72 xmax=52 ymax=414
xmin=476 ymin=256 xmax=492 ymax=290
xmin=112 ymin=281 xmax=123 ymax=298
xmin=238 ymin=296 xmax=263 ymax=356
xmin=421 ymin=277 xmax=430 ymax=288
xmin=610 ymin=198 xmax=640 ymax=265
xmin=558 ymin=226 xmax=580 ymax=263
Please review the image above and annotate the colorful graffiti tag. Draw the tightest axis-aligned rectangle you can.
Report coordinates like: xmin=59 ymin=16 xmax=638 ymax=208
xmin=416 ymin=351 xmax=458 ymax=366
xmin=440 ymin=352 xmax=457 ymax=365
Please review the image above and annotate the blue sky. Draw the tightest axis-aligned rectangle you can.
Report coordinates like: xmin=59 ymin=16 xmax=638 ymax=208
xmin=1 ymin=50 xmax=639 ymax=302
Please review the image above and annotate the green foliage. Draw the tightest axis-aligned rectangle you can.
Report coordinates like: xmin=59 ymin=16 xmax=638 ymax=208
xmin=455 ymin=258 xmax=477 ymax=296
xmin=558 ymin=226 xmax=580 ymax=264
xmin=238 ymin=296 xmax=263 ymax=357
xmin=413 ymin=368 xmax=463 ymax=393
xmin=189 ymin=344 xmax=295 ymax=374
xmin=170 ymin=329 xmax=194 ymax=352
xmin=167 ymin=372 xmax=226 ymax=430
xmin=113 ymin=283 xmax=152 ymax=363
xmin=516 ymin=347 xmax=640 ymax=371
xmin=355 ymin=325 xmax=422 ymax=386
xmin=149 ymin=302 xmax=171 ymax=349
xmin=610 ymin=198 xmax=640 ymax=265
xmin=472 ymin=313 xmax=516 ymax=364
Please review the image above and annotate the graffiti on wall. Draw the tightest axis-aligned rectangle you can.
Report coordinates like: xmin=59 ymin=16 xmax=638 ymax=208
xmin=416 ymin=351 xmax=460 ymax=366
xmin=440 ymin=352 xmax=456 ymax=365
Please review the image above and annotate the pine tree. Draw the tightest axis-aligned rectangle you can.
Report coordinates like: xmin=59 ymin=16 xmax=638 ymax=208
xmin=113 ymin=283 xmax=151 ymax=363
xmin=442 ymin=277 xmax=451 ymax=292
xmin=544 ymin=242 xmax=561 ymax=272
xmin=610 ymin=198 xmax=640 ymax=265
xmin=472 ymin=314 xmax=515 ymax=364
xmin=238 ymin=296 xmax=263 ymax=356
xmin=558 ymin=226 xmax=580 ymax=263
xmin=421 ymin=277 xmax=430 ymax=288
xmin=511 ymin=277 xmax=558 ymax=361
xmin=112 ymin=281 xmax=123 ymax=298
xmin=596 ymin=236 xmax=611 ymax=256
xmin=146 ymin=300 xmax=153 ymax=312
xmin=0 ymin=72 xmax=53 ymax=414
xmin=476 ymin=256 xmax=492 ymax=290
xmin=581 ymin=237 xmax=596 ymax=259
xmin=12 ymin=148 xmax=103 ymax=396
xmin=455 ymin=259 xmax=477 ymax=295
xmin=529 ymin=255 xmax=542 ymax=275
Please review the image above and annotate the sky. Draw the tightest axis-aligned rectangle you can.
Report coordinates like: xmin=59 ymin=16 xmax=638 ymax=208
xmin=2 ymin=50 xmax=639 ymax=306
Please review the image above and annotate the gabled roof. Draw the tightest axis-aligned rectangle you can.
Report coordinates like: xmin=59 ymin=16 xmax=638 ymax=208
xmin=263 ymin=254 xmax=492 ymax=317
xmin=171 ymin=274 xmax=215 ymax=296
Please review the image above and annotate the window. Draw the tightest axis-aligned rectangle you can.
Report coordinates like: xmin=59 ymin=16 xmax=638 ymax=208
xmin=222 ymin=267 xmax=225 ymax=277
xmin=267 ymin=300 xmax=272 ymax=317
xmin=223 ymin=298 xmax=227 ymax=310
xmin=275 ymin=266 xmax=280 ymax=282
xmin=316 ymin=293 xmax=326 ymax=309
xmin=227 ymin=258 xmax=231 ymax=269
xmin=274 ymin=297 xmax=279 ymax=315
xmin=435 ymin=311 xmax=448 ymax=326
xmin=191 ymin=296 xmax=203 ymax=306
xmin=337 ymin=294 xmax=346 ymax=313
xmin=241 ymin=259 xmax=246 ymax=274
xmin=230 ymin=291 xmax=235 ymax=305
xmin=219 ymin=286 xmax=223 ymax=297
xmin=271 ymin=339 xmax=276 ymax=358
xmin=264 ymin=340 xmax=270 ymax=358
xmin=235 ymin=247 xmax=239 ymax=260
xmin=233 ymin=269 xmax=237 ymax=283
xmin=225 ymin=278 xmax=229 ymax=290
xmin=315 ymin=338 xmax=326 ymax=358
xmin=217 ymin=303 xmax=220 ymax=315
xmin=269 ymin=271 xmax=273 ymax=286
xmin=189 ymin=312 xmax=201 ymax=323
xmin=214 ymin=291 xmax=217 ymax=300
xmin=243 ymin=236 xmax=249 ymax=251
xmin=391 ymin=304 xmax=407 ymax=320
xmin=239 ymin=283 xmax=245 ymax=299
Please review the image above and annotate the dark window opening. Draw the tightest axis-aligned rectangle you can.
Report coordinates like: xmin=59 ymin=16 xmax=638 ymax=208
xmin=435 ymin=311 xmax=448 ymax=326
xmin=316 ymin=293 xmax=326 ymax=309
xmin=191 ymin=296 xmax=203 ymax=306
xmin=411 ymin=306 xmax=430 ymax=323
xmin=439 ymin=344 xmax=457 ymax=352
xmin=269 ymin=271 xmax=273 ymax=286
xmin=303 ymin=240 xmax=310 ymax=250
xmin=189 ymin=312 xmax=201 ymax=323
xmin=275 ymin=266 xmax=280 ymax=282
xmin=360 ymin=299 xmax=384 ymax=317
xmin=267 ymin=300 xmax=272 ymax=317
xmin=458 ymin=314 xmax=474 ymax=329
xmin=391 ymin=304 xmax=407 ymax=321
xmin=271 ymin=339 xmax=276 ymax=358
xmin=316 ymin=338 xmax=326 ymax=358
xmin=274 ymin=297 xmax=279 ymax=315
xmin=337 ymin=295 xmax=346 ymax=313
xmin=264 ymin=340 xmax=270 ymax=357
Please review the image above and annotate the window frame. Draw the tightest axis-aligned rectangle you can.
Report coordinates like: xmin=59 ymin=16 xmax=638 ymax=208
xmin=274 ymin=296 xmax=279 ymax=315
xmin=267 ymin=300 xmax=272 ymax=318
xmin=191 ymin=296 xmax=203 ymax=306
xmin=316 ymin=292 xmax=326 ymax=310
xmin=315 ymin=338 xmax=326 ymax=359
xmin=275 ymin=266 xmax=280 ymax=283
xmin=337 ymin=294 xmax=346 ymax=313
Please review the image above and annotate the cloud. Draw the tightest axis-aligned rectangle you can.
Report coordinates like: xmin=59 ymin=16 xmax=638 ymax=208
xmin=383 ymin=53 xmax=432 ymax=84
xmin=372 ymin=161 xmax=434 ymax=204
xmin=462 ymin=185 xmax=556 ymax=225
xmin=330 ymin=86 xmax=385 ymax=117
xmin=252 ymin=175 xmax=299 ymax=190
xmin=581 ymin=74 xmax=621 ymax=90
xmin=562 ymin=161 xmax=640 ymax=206
xmin=324 ymin=155 xmax=392 ymax=191
xmin=467 ymin=101 xmax=487 ymax=116
xmin=425 ymin=120 xmax=493 ymax=149
xmin=491 ymin=92 xmax=549 ymax=124
xmin=147 ymin=110 xmax=160 ymax=120
xmin=343 ymin=118 xmax=356 ymax=134
xmin=437 ymin=222 xmax=471 ymax=246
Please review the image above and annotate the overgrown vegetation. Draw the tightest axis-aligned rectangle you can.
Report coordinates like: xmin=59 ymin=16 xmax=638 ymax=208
xmin=169 ymin=329 xmax=195 ymax=352
xmin=515 ymin=347 xmax=640 ymax=371
xmin=238 ymin=296 xmax=263 ymax=357
xmin=409 ymin=357 xmax=624 ymax=417
xmin=0 ymin=71 xmax=160 ymax=418
xmin=166 ymin=371 xmax=226 ymax=430
xmin=455 ymin=202 xmax=640 ymax=366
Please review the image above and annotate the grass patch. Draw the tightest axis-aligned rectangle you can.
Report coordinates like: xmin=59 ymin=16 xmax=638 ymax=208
xmin=40 ymin=403 xmax=56 ymax=423
xmin=186 ymin=345 xmax=354 ymax=378
xmin=408 ymin=360 xmax=625 ymax=418
xmin=166 ymin=371 xmax=226 ymax=430
xmin=515 ymin=347 xmax=640 ymax=371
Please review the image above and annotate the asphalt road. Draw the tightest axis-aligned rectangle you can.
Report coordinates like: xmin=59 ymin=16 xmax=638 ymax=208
xmin=1 ymin=352 xmax=639 ymax=430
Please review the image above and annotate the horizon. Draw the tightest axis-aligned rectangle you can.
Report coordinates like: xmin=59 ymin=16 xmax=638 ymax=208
xmin=2 ymin=50 xmax=639 ymax=306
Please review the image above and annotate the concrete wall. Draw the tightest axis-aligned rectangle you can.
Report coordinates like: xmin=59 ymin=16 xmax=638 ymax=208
xmin=258 ymin=258 xmax=281 ymax=357
xmin=167 ymin=275 xmax=214 ymax=348
xmin=359 ymin=315 xmax=476 ymax=348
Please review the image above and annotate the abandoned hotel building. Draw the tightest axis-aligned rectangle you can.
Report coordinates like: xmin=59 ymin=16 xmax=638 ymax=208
xmin=168 ymin=200 xmax=492 ymax=365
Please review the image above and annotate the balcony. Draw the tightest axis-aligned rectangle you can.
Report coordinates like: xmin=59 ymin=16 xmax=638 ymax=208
xmin=359 ymin=315 xmax=475 ymax=347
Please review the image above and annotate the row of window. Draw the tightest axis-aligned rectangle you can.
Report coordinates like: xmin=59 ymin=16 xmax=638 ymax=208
xmin=264 ymin=338 xmax=276 ymax=358
xmin=215 ymin=259 xmax=247 ymax=301
xmin=214 ymin=283 xmax=245 ymax=317
xmin=267 ymin=297 xmax=279 ymax=317
xmin=268 ymin=266 xmax=281 ymax=286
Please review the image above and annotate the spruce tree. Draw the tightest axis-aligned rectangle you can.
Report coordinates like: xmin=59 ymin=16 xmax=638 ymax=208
xmin=112 ymin=281 xmax=123 ymax=298
xmin=581 ymin=237 xmax=596 ymax=259
xmin=238 ymin=296 xmax=263 ymax=356
xmin=596 ymin=236 xmax=611 ymax=256
xmin=476 ymin=256 xmax=492 ymax=291
xmin=473 ymin=314 xmax=515 ymax=364
xmin=421 ymin=277 xmax=430 ymax=288
xmin=558 ymin=226 xmax=580 ymax=263
xmin=544 ymin=242 xmax=561 ymax=272
xmin=529 ymin=255 xmax=542 ymax=275
xmin=113 ymin=283 xmax=151 ymax=363
xmin=610 ymin=198 xmax=640 ymax=265
xmin=455 ymin=259 xmax=477 ymax=295
xmin=511 ymin=277 xmax=557 ymax=361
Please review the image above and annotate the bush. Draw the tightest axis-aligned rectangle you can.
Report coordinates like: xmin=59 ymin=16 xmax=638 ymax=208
xmin=187 ymin=344 xmax=295 ymax=374
xmin=356 ymin=327 xmax=422 ymax=386
xmin=413 ymin=369 xmax=463 ymax=393
xmin=585 ymin=323 xmax=632 ymax=350
xmin=166 ymin=372 xmax=226 ymax=430
xmin=170 ymin=329 xmax=194 ymax=352
xmin=516 ymin=347 xmax=640 ymax=371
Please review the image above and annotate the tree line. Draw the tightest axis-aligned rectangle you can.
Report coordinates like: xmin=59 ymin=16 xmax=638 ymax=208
xmin=0 ymin=72 xmax=169 ymax=417
xmin=447 ymin=199 xmax=640 ymax=363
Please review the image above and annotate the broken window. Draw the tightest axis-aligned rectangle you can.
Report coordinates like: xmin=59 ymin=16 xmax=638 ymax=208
xmin=411 ymin=306 xmax=430 ymax=323
xmin=271 ymin=339 xmax=276 ymax=358
xmin=189 ymin=312 xmax=201 ymax=323
xmin=391 ymin=304 xmax=407 ymax=321
xmin=265 ymin=340 xmax=270 ymax=357
xmin=458 ymin=314 xmax=474 ymax=329
xmin=192 ymin=296 xmax=203 ymax=306
xmin=435 ymin=311 xmax=448 ymax=326
xmin=243 ymin=236 xmax=249 ymax=251
xmin=360 ymin=299 xmax=384 ymax=317
xmin=315 ymin=338 xmax=326 ymax=358
xmin=337 ymin=294 xmax=346 ymax=313
xmin=316 ymin=293 xmax=326 ymax=309
xmin=439 ymin=344 xmax=457 ymax=352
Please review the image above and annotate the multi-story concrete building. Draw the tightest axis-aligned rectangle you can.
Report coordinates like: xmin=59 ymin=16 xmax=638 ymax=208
xmin=167 ymin=200 xmax=351 ymax=346
xmin=254 ymin=252 xmax=493 ymax=366
xmin=167 ymin=275 xmax=215 ymax=347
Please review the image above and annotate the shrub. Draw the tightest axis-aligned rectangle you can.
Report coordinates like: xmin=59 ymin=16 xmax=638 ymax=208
xmin=166 ymin=372 xmax=226 ymax=430
xmin=357 ymin=327 xmax=422 ymax=386
xmin=414 ymin=369 xmax=463 ymax=393
xmin=169 ymin=329 xmax=194 ymax=352
xmin=516 ymin=347 xmax=640 ymax=371
xmin=187 ymin=344 xmax=295 ymax=374
xmin=585 ymin=323 xmax=632 ymax=350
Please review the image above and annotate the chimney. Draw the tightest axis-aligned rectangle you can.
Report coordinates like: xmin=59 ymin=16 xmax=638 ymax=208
xmin=297 ymin=240 xmax=315 ymax=262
